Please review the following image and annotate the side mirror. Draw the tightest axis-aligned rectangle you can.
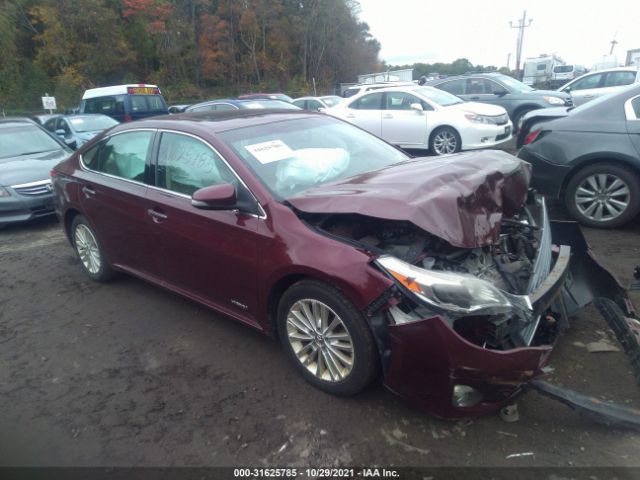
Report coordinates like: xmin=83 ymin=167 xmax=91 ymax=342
xmin=192 ymin=183 xmax=236 ymax=210
xmin=66 ymin=140 xmax=77 ymax=150
xmin=409 ymin=103 xmax=424 ymax=113
xmin=55 ymin=129 xmax=66 ymax=137
xmin=564 ymin=86 xmax=571 ymax=93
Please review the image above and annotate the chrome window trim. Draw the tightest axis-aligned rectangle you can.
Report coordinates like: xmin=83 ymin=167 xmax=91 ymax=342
xmin=11 ymin=178 xmax=52 ymax=189
xmin=78 ymin=128 xmax=156 ymax=190
xmin=624 ymin=95 xmax=640 ymax=121
xmin=79 ymin=127 xmax=267 ymax=219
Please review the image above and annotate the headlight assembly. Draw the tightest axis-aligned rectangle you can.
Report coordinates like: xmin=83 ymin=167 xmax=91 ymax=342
xmin=0 ymin=187 xmax=11 ymax=198
xmin=464 ymin=113 xmax=491 ymax=124
xmin=376 ymin=255 xmax=532 ymax=316
xmin=543 ymin=96 xmax=564 ymax=105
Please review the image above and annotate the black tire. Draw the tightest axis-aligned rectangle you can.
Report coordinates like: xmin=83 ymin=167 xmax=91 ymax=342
xmin=564 ymin=163 xmax=640 ymax=228
xmin=429 ymin=126 xmax=461 ymax=155
xmin=70 ymin=215 xmax=116 ymax=282
xmin=276 ymin=279 xmax=379 ymax=396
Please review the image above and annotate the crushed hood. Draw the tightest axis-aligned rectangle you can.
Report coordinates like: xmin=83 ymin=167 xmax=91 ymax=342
xmin=287 ymin=150 xmax=532 ymax=248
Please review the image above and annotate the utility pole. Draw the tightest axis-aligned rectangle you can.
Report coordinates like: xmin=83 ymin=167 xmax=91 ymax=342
xmin=609 ymin=32 xmax=618 ymax=55
xmin=510 ymin=10 xmax=533 ymax=79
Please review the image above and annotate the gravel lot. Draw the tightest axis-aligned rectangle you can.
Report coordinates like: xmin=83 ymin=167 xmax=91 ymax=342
xmin=1 ymin=150 xmax=640 ymax=467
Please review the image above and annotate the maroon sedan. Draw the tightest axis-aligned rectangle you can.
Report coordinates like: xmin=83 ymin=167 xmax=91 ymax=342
xmin=52 ymin=110 xmax=639 ymax=419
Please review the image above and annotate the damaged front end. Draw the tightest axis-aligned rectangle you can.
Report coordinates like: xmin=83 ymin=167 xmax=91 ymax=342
xmin=290 ymin=151 xmax=639 ymax=421
xmin=304 ymin=195 xmax=639 ymax=420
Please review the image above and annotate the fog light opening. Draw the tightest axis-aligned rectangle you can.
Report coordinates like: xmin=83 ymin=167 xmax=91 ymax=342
xmin=452 ymin=384 xmax=484 ymax=408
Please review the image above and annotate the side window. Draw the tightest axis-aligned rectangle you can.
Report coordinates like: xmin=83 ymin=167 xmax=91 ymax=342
xmin=467 ymin=78 xmax=493 ymax=94
xmin=85 ymin=96 xmax=125 ymax=115
xmin=130 ymin=96 xmax=147 ymax=112
xmin=292 ymin=100 xmax=306 ymax=109
xmin=437 ymin=79 xmax=466 ymax=95
xmin=307 ymin=99 xmax=323 ymax=110
xmin=98 ymin=131 xmax=153 ymax=182
xmin=81 ymin=142 xmax=101 ymax=169
xmin=570 ymin=73 xmax=603 ymax=91
xmin=156 ymin=132 xmax=236 ymax=196
xmin=214 ymin=104 xmax=236 ymax=111
xmin=604 ymin=71 xmax=636 ymax=87
xmin=349 ymin=92 xmax=383 ymax=110
xmin=386 ymin=92 xmax=421 ymax=110
xmin=486 ymin=80 xmax=508 ymax=94
xmin=57 ymin=118 xmax=70 ymax=135
xmin=44 ymin=119 xmax=57 ymax=131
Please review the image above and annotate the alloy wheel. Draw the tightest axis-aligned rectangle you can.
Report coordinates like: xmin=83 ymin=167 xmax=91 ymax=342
xmin=433 ymin=130 xmax=457 ymax=154
xmin=574 ymin=173 xmax=631 ymax=222
xmin=286 ymin=299 xmax=354 ymax=382
xmin=74 ymin=224 xmax=102 ymax=274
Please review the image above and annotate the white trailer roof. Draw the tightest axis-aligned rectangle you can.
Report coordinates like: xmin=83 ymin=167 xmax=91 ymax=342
xmin=82 ymin=84 xmax=160 ymax=99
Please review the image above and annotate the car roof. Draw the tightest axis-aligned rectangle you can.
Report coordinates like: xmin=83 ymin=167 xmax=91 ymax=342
xmin=111 ymin=109 xmax=317 ymax=134
xmin=585 ymin=66 xmax=640 ymax=74
xmin=0 ymin=117 xmax=38 ymax=128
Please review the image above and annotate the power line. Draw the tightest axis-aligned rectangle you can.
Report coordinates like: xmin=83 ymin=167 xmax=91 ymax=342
xmin=509 ymin=10 xmax=533 ymax=79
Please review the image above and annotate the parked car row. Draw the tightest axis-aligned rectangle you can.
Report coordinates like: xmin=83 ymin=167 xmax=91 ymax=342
xmin=48 ymin=108 xmax=640 ymax=420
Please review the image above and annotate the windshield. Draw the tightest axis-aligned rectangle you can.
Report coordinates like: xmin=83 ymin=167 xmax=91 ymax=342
xmin=321 ymin=96 xmax=342 ymax=107
xmin=69 ymin=115 xmax=119 ymax=132
xmin=491 ymin=74 xmax=534 ymax=93
xmin=219 ymin=116 xmax=408 ymax=199
xmin=241 ymin=100 xmax=300 ymax=110
xmin=413 ymin=87 xmax=463 ymax=106
xmin=0 ymin=125 xmax=63 ymax=159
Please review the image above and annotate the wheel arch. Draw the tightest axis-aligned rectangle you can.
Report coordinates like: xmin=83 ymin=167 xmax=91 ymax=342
xmin=63 ymin=208 xmax=81 ymax=242
xmin=511 ymin=104 xmax=542 ymax=123
xmin=428 ymin=124 xmax=461 ymax=150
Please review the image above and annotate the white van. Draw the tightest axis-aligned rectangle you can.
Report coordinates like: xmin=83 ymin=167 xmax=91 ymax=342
xmin=79 ymin=84 xmax=169 ymax=123
xmin=551 ymin=65 xmax=587 ymax=87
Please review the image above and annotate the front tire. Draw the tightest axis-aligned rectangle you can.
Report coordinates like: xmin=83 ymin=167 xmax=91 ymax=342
xmin=429 ymin=127 xmax=461 ymax=155
xmin=277 ymin=280 xmax=379 ymax=396
xmin=565 ymin=163 xmax=640 ymax=228
xmin=71 ymin=215 xmax=116 ymax=282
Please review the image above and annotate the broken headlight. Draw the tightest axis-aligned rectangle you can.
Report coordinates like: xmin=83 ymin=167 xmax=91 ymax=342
xmin=376 ymin=255 xmax=532 ymax=316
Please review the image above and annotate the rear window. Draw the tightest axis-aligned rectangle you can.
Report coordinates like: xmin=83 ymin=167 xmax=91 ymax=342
xmin=130 ymin=95 xmax=167 ymax=112
xmin=0 ymin=125 xmax=63 ymax=159
xmin=84 ymin=95 xmax=125 ymax=115
xmin=554 ymin=65 xmax=574 ymax=73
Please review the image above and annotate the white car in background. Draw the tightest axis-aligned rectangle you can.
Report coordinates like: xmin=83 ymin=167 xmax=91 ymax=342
xmin=325 ymin=86 xmax=512 ymax=155
xmin=558 ymin=66 xmax=640 ymax=106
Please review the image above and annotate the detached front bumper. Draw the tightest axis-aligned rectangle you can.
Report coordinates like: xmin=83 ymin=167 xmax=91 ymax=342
xmin=381 ymin=219 xmax=638 ymax=420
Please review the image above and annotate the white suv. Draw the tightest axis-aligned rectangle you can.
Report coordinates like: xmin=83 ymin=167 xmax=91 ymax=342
xmin=558 ymin=67 xmax=640 ymax=106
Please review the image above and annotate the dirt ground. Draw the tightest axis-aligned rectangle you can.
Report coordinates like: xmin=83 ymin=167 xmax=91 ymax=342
xmin=1 ymin=149 xmax=640 ymax=468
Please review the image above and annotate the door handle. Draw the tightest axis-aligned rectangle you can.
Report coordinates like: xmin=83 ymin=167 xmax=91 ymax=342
xmin=584 ymin=94 xmax=594 ymax=98
xmin=470 ymin=96 xmax=480 ymax=100
xmin=346 ymin=114 xmax=356 ymax=119
xmin=147 ymin=208 xmax=168 ymax=222
xmin=383 ymin=114 xmax=393 ymax=119
xmin=82 ymin=186 xmax=95 ymax=197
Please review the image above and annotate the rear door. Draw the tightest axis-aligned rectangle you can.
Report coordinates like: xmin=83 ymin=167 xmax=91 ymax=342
xmin=75 ymin=129 xmax=158 ymax=275
xmin=343 ymin=92 xmax=383 ymax=136
xmin=564 ymin=72 xmax=604 ymax=105
xmin=627 ymin=95 xmax=640 ymax=156
xmin=145 ymin=131 xmax=261 ymax=323
xmin=601 ymin=71 xmax=638 ymax=97
xmin=381 ymin=91 xmax=429 ymax=146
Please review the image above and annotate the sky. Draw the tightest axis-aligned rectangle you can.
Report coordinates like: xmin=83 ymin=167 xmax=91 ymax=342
xmin=357 ymin=0 xmax=639 ymax=69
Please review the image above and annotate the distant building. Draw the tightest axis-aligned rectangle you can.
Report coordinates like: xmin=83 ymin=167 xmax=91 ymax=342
xmin=627 ymin=49 xmax=640 ymax=67
xmin=357 ymin=69 xmax=414 ymax=84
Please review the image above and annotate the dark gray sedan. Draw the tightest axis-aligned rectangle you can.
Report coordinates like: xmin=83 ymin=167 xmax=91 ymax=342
xmin=0 ymin=118 xmax=71 ymax=227
xmin=518 ymin=83 xmax=640 ymax=228
xmin=427 ymin=72 xmax=572 ymax=126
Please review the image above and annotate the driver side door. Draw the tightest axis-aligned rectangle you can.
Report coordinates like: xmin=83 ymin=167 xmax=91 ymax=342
xmin=344 ymin=92 xmax=383 ymax=137
xmin=381 ymin=91 xmax=429 ymax=146
xmin=145 ymin=131 xmax=261 ymax=326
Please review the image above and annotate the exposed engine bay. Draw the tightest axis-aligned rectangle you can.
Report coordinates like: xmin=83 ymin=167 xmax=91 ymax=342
xmin=303 ymin=200 xmax=560 ymax=351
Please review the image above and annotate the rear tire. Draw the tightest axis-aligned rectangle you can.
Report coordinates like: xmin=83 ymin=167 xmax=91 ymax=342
xmin=277 ymin=279 xmax=379 ymax=396
xmin=71 ymin=215 xmax=116 ymax=282
xmin=564 ymin=163 xmax=640 ymax=228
